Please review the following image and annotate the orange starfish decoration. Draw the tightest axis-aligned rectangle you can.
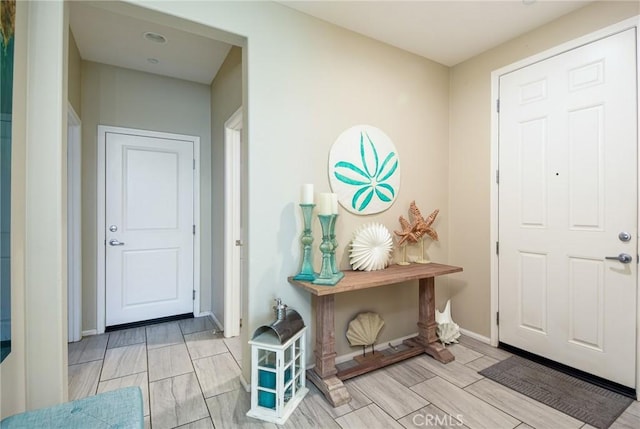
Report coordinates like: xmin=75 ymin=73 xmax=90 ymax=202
xmin=394 ymin=201 xmax=439 ymax=246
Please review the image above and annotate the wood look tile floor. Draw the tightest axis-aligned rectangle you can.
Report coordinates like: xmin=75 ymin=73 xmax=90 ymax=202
xmin=68 ymin=318 xmax=640 ymax=429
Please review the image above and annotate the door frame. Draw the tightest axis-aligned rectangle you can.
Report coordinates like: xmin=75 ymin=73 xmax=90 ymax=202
xmin=224 ymin=107 xmax=243 ymax=337
xmin=67 ymin=103 xmax=82 ymax=343
xmin=96 ymin=125 xmax=201 ymax=334
xmin=490 ymin=16 xmax=640 ymax=389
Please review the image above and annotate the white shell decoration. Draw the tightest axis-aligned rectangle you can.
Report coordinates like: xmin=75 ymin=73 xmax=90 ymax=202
xmin=346 ymin=312 xmax=385 ymax=347
xmin=435 ymin=300 xmax=460 ymax=345
xmin=349 ymin=223 xmax=393 ymax=271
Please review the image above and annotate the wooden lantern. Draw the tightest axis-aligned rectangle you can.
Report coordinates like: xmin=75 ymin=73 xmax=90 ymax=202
xmin=247 ymin=325 xmax=308 ymax=424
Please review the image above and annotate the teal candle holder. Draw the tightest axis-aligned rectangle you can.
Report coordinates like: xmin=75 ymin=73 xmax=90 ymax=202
xmin=313 ymin=214 xmax=343 ymax=286
xmin=329 ymin=214 xmax=344 ymax=282
xmin=293 ymin=204 xmax=317 ymax=281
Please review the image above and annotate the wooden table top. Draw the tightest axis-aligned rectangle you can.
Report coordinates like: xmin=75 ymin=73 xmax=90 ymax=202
xmin=288 ymin=263 xmax=463 ymax=296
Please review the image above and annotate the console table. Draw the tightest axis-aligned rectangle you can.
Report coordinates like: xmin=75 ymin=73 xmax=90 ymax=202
xmin=288 ymin=262 xmax=463 ymax=407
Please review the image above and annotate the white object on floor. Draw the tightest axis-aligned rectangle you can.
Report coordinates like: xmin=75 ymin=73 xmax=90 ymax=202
xmin=247 ymin=327 xmax=308 ymax=424
xmin=435 ymin=299 xmax=460 ymax=345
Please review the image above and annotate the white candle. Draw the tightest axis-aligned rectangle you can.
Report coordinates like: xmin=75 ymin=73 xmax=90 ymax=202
xmin=318 ymin=193 xmax=332 ymax=215
xmin=301 ymin=184 xmax=314 ymax=204
xmin=330 ymin=193 xmax=339 ymax=214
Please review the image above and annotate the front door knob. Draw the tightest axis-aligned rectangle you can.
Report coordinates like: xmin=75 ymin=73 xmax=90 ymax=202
xmin=605 ymin=253 xmax=632 ymax=264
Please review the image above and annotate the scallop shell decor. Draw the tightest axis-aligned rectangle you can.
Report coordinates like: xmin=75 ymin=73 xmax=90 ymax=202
xmin=349 ymin=223 xmax=393 ymax=271
xmin=346 ymin=312 xmax=385 ymax=347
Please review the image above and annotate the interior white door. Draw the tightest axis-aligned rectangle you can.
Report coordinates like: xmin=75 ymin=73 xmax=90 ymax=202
xmin=106 ymin=130 xmax=195 ymax=326
xmin=498 ymin=29 xmax=637 ymax=387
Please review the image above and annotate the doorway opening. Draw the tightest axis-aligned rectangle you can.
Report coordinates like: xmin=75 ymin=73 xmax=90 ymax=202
xmin=68 ymin=1 xmax=247 ymax=337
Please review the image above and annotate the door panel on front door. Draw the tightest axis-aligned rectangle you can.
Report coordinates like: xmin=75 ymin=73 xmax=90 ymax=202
xmin=106 ymin=132 xmax=194 ymax=326
xmin=498 ymin=29 xmax=637 ymax=387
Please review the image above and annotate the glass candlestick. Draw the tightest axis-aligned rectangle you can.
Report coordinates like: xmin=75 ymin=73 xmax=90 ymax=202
xmin=312 ymin=214 xmax=340 ymax=285
xmin=293 ymin=204 xmax=317 ymax=281
xmin=329 ymin=214 xmax=344 ymax=282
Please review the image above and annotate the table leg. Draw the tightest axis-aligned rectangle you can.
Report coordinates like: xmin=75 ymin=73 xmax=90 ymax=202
xmin=310 ymin=295 xmax=351 ymax=407
xmin=417 ymin=277 xmax=454 ymax=363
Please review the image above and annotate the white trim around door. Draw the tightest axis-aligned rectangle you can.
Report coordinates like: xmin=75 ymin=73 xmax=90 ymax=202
xmin=490 ymin=16 xmax=640 ymax=390
xmin=67 ymin=103 xmax=82 ymax=343
xmin=96 ymin=125 xmax=201 ymax=333
xmin=224 ymin=107 xmax=243 ymax=338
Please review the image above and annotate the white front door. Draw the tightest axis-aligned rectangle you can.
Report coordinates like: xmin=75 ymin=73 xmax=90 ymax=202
xmin=105 ymin=130 xmax=195 ymax=326
xmin=498 ymin=29 xmax=637 ymax=387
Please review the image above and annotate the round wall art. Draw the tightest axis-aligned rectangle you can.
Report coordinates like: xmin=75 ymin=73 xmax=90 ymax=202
xmin=329 ymin=125 xmax=401 ymax=215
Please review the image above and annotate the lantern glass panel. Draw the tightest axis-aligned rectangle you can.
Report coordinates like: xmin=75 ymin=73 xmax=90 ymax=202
xmin=284 ymin=383 xmax=293 ymax=405
xmin=258 ymin=348 xmax=276 ymax=368
xmin=284 ymin=343 xmax=293 ymax=363
xmin=295 ymin=354 xmax=302 ymax=377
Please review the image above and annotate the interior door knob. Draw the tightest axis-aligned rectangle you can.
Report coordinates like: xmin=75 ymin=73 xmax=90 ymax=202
xmin=109 ymin=239 xmax=125 ymax=246
xmin=618 ymin=232 xmax=632 ymax=242
xmin=605 ymin=253 xmax=632 ymax=263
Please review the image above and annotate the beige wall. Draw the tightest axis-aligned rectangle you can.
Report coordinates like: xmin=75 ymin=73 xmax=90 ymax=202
xmin=448 ymin=1 xmax=640 ymax=337
xmin=80 ymin=61 xmax=212 ymax=331
xmin=2 ymin=0 xmax=69 ymax=416
xmin=118 ymin=1 xmax=451 ymax=378
xmin=68 ymin=29 xmax=81 ymax=115
xmin=2 ymin=0 xmax=28 ymax=418
xmin=210 ymin=46 xmax=242 ymax=325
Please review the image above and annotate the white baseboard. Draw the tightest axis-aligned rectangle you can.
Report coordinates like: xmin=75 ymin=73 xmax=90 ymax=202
xmin=198 ymin=311 xmax=224 ymax=332
xmin=208 ymin=312 xmax=224 ymax=332
xmin=240 ymin=374 xmax=250 ymax=392
xmin=459 ymin=328 xmax=491 ymax=344
xmin=337 ymin=332 xmax=419 ymax=365
xmin=307 ymin=332 xmax=419 ymax=370
xmin=306 ymin=329 xmax=492 ymax=371
xmin=81 ymin=329 xmax=97 ymax=337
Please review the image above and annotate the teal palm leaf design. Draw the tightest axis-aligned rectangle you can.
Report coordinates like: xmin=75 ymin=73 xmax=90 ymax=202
xmin=334 ymin=131 xmax=398 ymax=212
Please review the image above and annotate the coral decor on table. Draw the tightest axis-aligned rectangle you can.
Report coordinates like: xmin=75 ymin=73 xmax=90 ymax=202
xmin=394 ymin=201 xmax=439 ymax=264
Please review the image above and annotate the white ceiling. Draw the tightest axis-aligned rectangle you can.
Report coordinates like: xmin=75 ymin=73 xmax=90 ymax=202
xmin=281 ymin=0 xmax=593 ymax=66
xmin=69 ymin=2 xmax=232 ymax=85
xmin=69 ymin=1 xmax=593 ymax=85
